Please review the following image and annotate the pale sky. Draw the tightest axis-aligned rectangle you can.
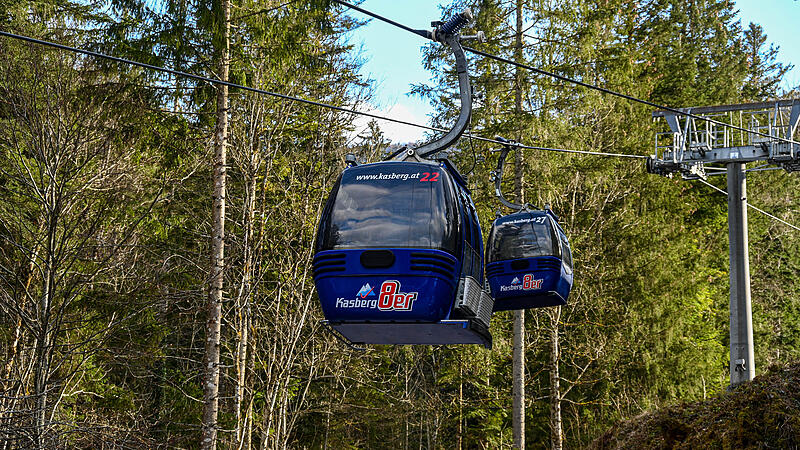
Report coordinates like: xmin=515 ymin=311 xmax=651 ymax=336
xmin=346 ymin=0 xmax=800 ymax=144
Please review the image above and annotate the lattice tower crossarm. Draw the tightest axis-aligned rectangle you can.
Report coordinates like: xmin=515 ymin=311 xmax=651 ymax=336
xmin=647 ymin=99 xmax=800 ymax=179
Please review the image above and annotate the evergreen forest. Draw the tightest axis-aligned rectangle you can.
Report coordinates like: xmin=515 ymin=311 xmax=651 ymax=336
xmin=1 ymin=0 xmax=798 ymax=448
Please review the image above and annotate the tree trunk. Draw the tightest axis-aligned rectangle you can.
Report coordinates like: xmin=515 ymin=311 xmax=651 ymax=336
xmin=549 ymin=307 xmax=563 ymax=450
xmin=201 ymin=0 xmax=230 ymax=446
xmin=2 ymin=255 xmax=39 ymax=447
xmin=244 ymin=327 xmax=255 ymax=450
xmin=33 ymin=185 xmax=58 ymax=447
xmin=235 ymin=170 xmax=256 ymax=449
xmin=512 ymin=310 xmax=525 ymax=449
xmin=512 ymin=1 xmax=526 ymax=448
xmin=457 ymin=350 xmax=463 ymax=450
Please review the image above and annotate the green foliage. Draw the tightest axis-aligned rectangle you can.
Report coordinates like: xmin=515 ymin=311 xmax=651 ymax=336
xmin=1 ymin=0 xmax=799 ymax=447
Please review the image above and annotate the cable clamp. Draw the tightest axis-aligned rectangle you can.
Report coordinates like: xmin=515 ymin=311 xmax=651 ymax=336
xmin=461 ymin=31 xmax=485 ymax=43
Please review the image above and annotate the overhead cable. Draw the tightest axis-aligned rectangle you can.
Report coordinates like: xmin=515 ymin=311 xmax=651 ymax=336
xmin=330 ymin=0 xmax=420 ymax=35
xmin=0 ymin=30 xmax=644 ymax=159
xmin=697 ymin=179 xmax=800 ymax=232
xmin=463 ymin=46 xmax=800 ymax=148
xmin=513 ymin=142 xmax=647 ymax=159
xmin=330 ymin=0 xmax=800 ymax=148
xmin=0 ymin=31 xmax=436 ymax=132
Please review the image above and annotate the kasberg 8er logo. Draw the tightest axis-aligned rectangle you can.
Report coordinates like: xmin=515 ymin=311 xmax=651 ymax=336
xmin=335 ymin=281 xmax=418 ymax=310
xmin=377 ymin=280 xmax=417 ymax=311
xmin=500 ymin=274 xmax=543 ymax=292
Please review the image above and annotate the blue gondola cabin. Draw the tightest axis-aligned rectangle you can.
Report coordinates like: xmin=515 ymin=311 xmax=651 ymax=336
xmin=485 ymin=209 xmax=573 ymax=311
xmin=313 ymin=159 xmax=494 ymax=347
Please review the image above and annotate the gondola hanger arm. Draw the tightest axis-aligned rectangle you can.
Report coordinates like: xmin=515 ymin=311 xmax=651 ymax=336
xmin=387 ymin=10 xmax=476 ymax=161
xmin=491 ymin=137 xmax=537 ymax=212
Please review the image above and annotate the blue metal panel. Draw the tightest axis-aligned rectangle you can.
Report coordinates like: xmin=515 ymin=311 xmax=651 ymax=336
xmin=486 ymin=256 xmax=572 ymax=311
xmin=314 ymin=248 xmax=460 ymax=322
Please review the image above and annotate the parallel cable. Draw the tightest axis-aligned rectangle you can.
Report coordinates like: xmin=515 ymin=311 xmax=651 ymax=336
xmin=463 ymin=46 xmax=800 ymax=147
xmin=330 ymin=0 xmax=800 ymax=148
xmin=1 ymin=24 xmax=791 ymax=229
xmin=461 ymin=132 xmax=645 ymax=158
xmin=0 ymin=31 xmax=437 ymax=132
xmin=697 ymin=179 xmax=800 ymax=232
xmin=0 ymin=30 xmax=644 ymax=159
xmin=514 ymin=142 xmax=647 ymax=159
xmin=329 ymin=0 xmax=420 ymax=35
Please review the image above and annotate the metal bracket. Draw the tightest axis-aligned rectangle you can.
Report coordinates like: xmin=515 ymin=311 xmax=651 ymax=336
xmin=393 ymin=148 xmax=430 ymax=163
xmin=786 ymin=100 xmax=800 ymax=140
xmin=650 ymin=100 xmax=800 ymax=177
xmin=646 ymin=157 xmax=707 ymax=180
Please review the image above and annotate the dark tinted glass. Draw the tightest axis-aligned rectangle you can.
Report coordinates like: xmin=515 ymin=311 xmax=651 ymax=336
xmin=561 ymin=234 xmax=573 ymax=271
xmin=321 ymin=163 xmax=457 ymax=253
xmin=465 ymin=195 xmax=483 ymax=281
xmin=458 ymin=190 xmax=474 ymax=277
xmin=487 ymin=214 xmax=558 ymax=263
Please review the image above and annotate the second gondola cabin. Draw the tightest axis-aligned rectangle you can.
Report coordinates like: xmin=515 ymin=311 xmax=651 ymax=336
xmin=485 ymin=208 xmax=573 ymax=311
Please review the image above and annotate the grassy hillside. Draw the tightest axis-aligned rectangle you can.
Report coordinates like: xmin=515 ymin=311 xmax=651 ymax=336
xmin=591 ymin=363 xmax=800 ymax=449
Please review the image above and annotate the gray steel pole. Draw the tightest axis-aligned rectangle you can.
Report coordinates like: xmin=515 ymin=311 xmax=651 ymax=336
xmin=727 ymin=163 xmax=755 ymax=387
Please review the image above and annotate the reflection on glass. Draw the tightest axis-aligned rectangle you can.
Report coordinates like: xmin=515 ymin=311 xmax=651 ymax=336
xmin=488 ymin=217 xmax=556 ymax=263
xmin=322 ymin=164 xmax=456 ymax=253
xmin=561 ymin=235 xmax=573 ymax=271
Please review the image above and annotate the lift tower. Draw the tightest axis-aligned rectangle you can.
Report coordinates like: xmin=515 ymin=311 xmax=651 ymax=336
xmin=647 ymin=100 xmax=800 ymax=387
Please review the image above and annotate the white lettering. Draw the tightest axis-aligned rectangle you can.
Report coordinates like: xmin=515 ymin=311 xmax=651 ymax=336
xmin=335 ymin=297 xmax=379 ymax=309
xmin=354 ymin=172 xmax=417 ymax=182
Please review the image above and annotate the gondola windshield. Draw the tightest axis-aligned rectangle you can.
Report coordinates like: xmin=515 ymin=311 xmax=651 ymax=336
xmin=319 ymin=163 xmax=457 ymax=253
xmin=487 ymin=215 xmax=560 ymax=263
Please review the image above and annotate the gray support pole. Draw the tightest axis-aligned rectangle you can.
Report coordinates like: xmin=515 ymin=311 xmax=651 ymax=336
xmin=727 ymin=163 xmax=755 ymax=387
